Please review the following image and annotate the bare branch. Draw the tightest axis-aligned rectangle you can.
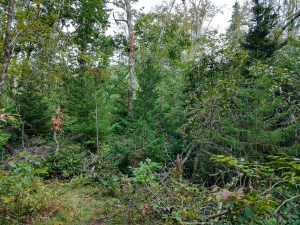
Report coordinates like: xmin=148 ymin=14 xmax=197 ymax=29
xmin=276 ymin=10 xmax=300 ymax=37
xmin=9 ymin=29 xmax=23 ymax=46
xmin=113 ymin=12 xmax=127 ymax=24
xmin=207 ymin=210 xmax=229 ymax=219
xmin=262 ymin=180 xmax=288 ymax=195
xmin=274 ymin=194 xmax=300 ymax=215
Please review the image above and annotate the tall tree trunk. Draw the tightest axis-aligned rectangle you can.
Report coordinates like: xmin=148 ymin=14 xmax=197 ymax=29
xmin=0 ymin=0 xmax=15 ymax=95
xmin=125 ymin=0 xmax=135 ymax=117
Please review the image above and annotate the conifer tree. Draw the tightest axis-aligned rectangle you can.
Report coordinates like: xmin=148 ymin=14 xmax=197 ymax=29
xmin=16 ymin=78 xmax=50 ymax=137
xmin=61 ymin=0 xmax=112 ymax=149
xmin=243 ymin=0 xmax=280 ymax=60
xmin=227 ymin=1 xmax=244 ymax=43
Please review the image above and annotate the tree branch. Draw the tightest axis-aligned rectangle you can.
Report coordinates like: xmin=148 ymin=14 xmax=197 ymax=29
xmin=274 ymin=194 xmax=300 ymax=215
xmin=207 ymin=210 xmax=229 ymax=219
xmin=113 ymin=12 xmax=127 ymax=24
xmin=276 ymin=10 xmax=300 ymax=38
xmin=262 ymin=180 xmax=288 ymax=195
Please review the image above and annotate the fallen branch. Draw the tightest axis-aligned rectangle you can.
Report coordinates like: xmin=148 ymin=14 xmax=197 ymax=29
xmin=274 ymin=194 xmax=300 ymax=215
xmin=207 ymin=210 xmax=229 ymax=220
xmin=181 ymin=211 xmax=229 ymax=225
xmin=262 ymin=180 xmax=288 ymax=195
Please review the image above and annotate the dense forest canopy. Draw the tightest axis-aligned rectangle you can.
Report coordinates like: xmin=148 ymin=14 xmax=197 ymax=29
xmin=0 ymin=0 xmax=300 ymax=224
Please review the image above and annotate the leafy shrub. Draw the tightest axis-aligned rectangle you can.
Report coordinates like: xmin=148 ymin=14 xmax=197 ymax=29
xmin=0 ymin=152 xmax=47 ymax=224
xmin=131 ymin=158 xmax=161 ymax=184
xmin=83 ymin=151 xmax=121 ymax=196
xmin=0 ymin=151 xmax=84 ymax=224
xmin=100 ymin=159 xmax=204 ymax=224
xmin=0 ymin=109 xmax=20 ymax=157
xmin=101 ymin=156 xmax=299 ymax=224
xmin=45 ymin=144 xmax=87 ymax=179
xmin=210 ymin=154 xmax=300 ymax=224
xmin=0 ymin=130 xmax=10 ymax=155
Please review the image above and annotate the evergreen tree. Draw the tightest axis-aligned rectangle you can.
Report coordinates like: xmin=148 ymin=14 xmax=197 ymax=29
xmin=60 ymin=0 xmax=113 ymax=150
xmin=227 ymin=1 xmax=244 ymax=43
xmin=212 ymin=62 xmax=299 ymax=157
xmin=243 ymin=0 xmax=280 ymax=60
xmin=16 ymin=77 xmax=50 ymax=137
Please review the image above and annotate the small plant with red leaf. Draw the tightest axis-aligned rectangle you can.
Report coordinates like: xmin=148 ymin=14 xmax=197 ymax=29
xmin=51 ymin=113 xmax=64 ymax=131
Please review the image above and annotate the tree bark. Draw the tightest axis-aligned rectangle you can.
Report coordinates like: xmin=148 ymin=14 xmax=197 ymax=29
xmin=0 ymin=0 xmax=15 ymax=95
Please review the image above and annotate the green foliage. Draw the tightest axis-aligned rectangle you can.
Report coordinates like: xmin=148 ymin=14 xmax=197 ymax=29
xmin=0 ymin=152 xmax=47 ymax=224
xmin=0 ymin=0 xmax=300 ymax=224
xmin=0 ymin=109 xmax=20 ymax=157
xmin=61 ymin=0 xmax=109 ymax=50
xmin=0 ymin=152 xmax=95 ymax=225
xmin=227 ymin=1 xmax=244 ymax=43
xmin=217 ymin=63 xmax=298 ymax=156
xmin=0 ymin=129 xmax=10 ymax=155
xmin=131 ymin=158 xmax=160 ymax=184
xmin=214 ymin=189 xmax=277 ymax=225
xmin=243 ymin=0 xmax=280 ymax=60
xmin=182 ymin=39 xmax=299 ymax=182
xmin=211 ymin=153 xmax=300 ymax=188
xmin=45 ymin=145 xmax=87 ymax=179
xmin=98 ymin=160 xmax=203 ymax=224
xmin=211 ymin=154 xmax=300 ymax=224
xmin=16 ymin=78 xmax=51 ymax=136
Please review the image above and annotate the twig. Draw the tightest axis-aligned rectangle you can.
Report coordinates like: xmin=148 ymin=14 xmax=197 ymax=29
xmin=207 ymin=210 xmax=229 ymax=219
xmin=182 ymin=211 xmax=229 ymax=225
xmin=113 ymin=12 xmax=127 ymax=24
xmin=274 ymin=194 xmax=300 ymax=215
xmin=262 ymin=180 xmax=288 ymax=195
xmin=9 ymin=29 xmax=23 ymax=46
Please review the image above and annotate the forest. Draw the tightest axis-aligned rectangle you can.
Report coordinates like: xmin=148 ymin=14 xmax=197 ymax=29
xmin=0 ymin=0 xmax=300 ymax=224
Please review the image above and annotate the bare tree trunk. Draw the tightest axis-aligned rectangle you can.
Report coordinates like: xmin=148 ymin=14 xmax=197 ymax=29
xmin=113 ymin=0 xmax=136 ymax=116
xmin=192 ymin=156 xmax=199 ymax=179
xmin=0 ymin=0 xmax=15 ymax=95
xmin=176 ymin=153 xmax=183 ymax=178
xmin=125 ymin=0 xmax=135 ymax=117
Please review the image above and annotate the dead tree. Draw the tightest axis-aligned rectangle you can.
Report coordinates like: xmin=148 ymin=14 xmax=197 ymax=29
xmin=114 ymin=0 xmax=135 ymax=117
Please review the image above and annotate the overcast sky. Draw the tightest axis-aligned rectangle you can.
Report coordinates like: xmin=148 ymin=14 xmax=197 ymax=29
xmin=135 ymin=0 xmax=244 ymax=32
xmin=62 ymin=0 xmax=246 ymax=35
xmin=106 ymin=0 xmax=246 ymax=35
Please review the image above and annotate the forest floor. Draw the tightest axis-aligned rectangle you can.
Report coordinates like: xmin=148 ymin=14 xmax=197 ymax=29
xmin=32 ymin=180 xmax=111 ymax=225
